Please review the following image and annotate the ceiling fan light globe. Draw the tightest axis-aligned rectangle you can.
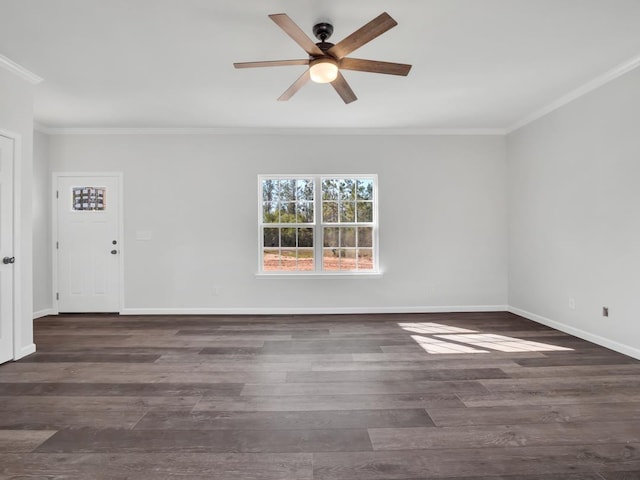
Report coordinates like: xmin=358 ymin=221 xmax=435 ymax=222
xmin=309 ymin=58 xmax=339 ymax=83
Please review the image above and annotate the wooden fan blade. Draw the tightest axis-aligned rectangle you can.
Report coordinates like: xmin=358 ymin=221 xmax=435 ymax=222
xmin=340 ymin=58 xmax=412 ymax=76
xmin=331 ymin=71 xmax=357 ymax=104
xmin=234 ymin=59 xmax=309 ymax=69
xmin=269 ymin=13 xmax=324 ymax=56
xmin=278 ymin=70 xmax=311 ymax=101
xmin=328 ymin=12 xmax=397 ymax=60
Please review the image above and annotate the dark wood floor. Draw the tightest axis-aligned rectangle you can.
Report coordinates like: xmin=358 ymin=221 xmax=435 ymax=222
xmin=1 ymin=312 xmax=640 ymax=479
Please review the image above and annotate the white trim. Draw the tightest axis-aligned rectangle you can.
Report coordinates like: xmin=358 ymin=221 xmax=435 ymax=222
xmin=51 ymin=172 xmax=125 ymax=314
xmin=35 ymin=127 xmax=507 ymax=136
xmin=507 ymin=53 xmax=640 ymax=133
xmin=508 ymin=306 xmax=640 ymax=361
xmin=121 ymin=305 xmax=509 ymax=316
xmin=33 ymin=308 xmax=55 ymax=320
xmin=16 ymin=343 xmax=36 ymax=359
xmin=0 ymin=54 xmax=43 ymax=84
xmin=255 ymin=272 xmax=383 ymax=279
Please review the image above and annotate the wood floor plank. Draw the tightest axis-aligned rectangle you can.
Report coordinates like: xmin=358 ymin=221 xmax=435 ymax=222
xmin=0 ymin=430 xmax=57 ymax=453
xmin=16 ymin=353 xmax=161 ymax=363
xmin=0 ymin=409 xmax=145 ymax=430
xmin=241 ymin=379 xmax=489 ymax=396
xmin=134 ymin=408 xmax=434 ymax=430
xmin=311 ymin=358 xmax=521 ymax=371
xmin=35 ymin=427 xmax=373 ymax=453
xmin=0 ymin=382 xmax=242 ymax=396
xmin=0 ymin=452 xmax=313 ymax=479
xmin=368 ymin=421 xmax=640 ymax=450
xmin=428 ymin=402 xmax=640 ymax=426
xmin=459 ymin=389 xmax=640 ymax=407
xmin=0 ymin=395 xmax=201 ymax=410
xmin=312 ymin=444 xmax=640 ymax=479
xmin=194 ymin=393 xmax=465 ymax=412
xmin=286 ymin=367 xmax=509 ymax=383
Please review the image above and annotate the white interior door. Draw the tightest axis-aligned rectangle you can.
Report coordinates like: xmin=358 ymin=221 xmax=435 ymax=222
xmin=0 ymin=135 xmax=15 ymax=363
xmin=56 ymin=175 xmax=121 ymax=312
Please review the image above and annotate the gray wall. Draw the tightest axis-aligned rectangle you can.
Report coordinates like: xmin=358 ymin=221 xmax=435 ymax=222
xmin=33 ymin=130 xmax=51 ymax=315
xmin=46 ymin=133 xmax=508 ymax=313
xmin=507 ymin=67 xmax=640 ymax=357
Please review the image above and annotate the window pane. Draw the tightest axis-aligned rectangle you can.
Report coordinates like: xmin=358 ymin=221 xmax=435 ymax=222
xmin=339 ymin=179 xmax=356 ymax=200
xmin=357 ymin=179 xmax=373 ymax=200
xmin=322 ymin=179 xmax=339 ymax=200
xmin=264 ymin=228 xmax=279 ymax=248
xmin=323 ymin=248 xmax=340 ymax=271
xmin=282 ymin=202 xmax=299 ymax=223
xmin=323 ymin=201 xmax=338 ymax=222
xmin=340 ymin=202 xmax=356 ymax=222
xmin=356 ymin=202 xmax=373 ymax=223
xmin=281 ymin=227 xmax=296 ymax=248
xmin=263 ymin=202 xmax=278 ymax=223
xmin=296 ymin=201 xmax=314 ymax=223
xmin=278 ymin=180 xmax=296 ymax=202
xmin=358 ymin=227 xmax=373 ymax=248
xmin=263 ymin=249 xmax=280 ymax=271
xmin=72 ymin=187 xmax=106 ymax=211
xmin=342 ymin=227 xmax=356 ymax=248
xmin=357 ymin=249 xmax=374 ymax=270
xmin=323 ymin=227 xmax=339 ymax=247
xmin=295 ymin=179 xmax=314 ymax=201
xmin=340 ymin=249 xmax=357 ymax=271
xmin=297 ymin=249 xmax=314 ymax=271
xmin=280 ymin=249 xmax=297 ymax=271
xmin=262 ymin=179 xmax=278 ymax=202
xmin=298 ymin=228 xmax=314 ymax=248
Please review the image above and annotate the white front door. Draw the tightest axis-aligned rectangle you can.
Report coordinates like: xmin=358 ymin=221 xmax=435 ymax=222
xmin=56 ymin=175 xmax=121 ymax=312
xmin=0 ymin=135 xmax=15 ymax=363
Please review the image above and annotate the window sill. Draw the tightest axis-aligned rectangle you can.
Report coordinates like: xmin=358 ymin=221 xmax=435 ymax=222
xmin=255 ymin=271 xmax=383 ymax=279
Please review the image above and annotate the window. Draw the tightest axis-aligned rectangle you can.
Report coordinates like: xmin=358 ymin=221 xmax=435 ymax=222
xmin=259 ymin=175 xmax=378 ymax=274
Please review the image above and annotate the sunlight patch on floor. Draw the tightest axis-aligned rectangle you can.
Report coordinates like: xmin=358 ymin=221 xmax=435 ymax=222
xmin=410 ymin=335 xmax=488 ymax=354
xmin=436 ymin=333 xmax=573 ymax=353
xmin=400 ymin=323 xmax=574 ymax=355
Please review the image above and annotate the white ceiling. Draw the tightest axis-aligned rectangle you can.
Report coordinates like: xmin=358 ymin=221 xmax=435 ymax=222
xmin=1 ymin=0 xmax=640 ymax=130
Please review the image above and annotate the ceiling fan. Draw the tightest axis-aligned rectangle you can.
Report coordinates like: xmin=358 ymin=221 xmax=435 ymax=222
xmin=233 ymin=12 xmax=412 ymax=104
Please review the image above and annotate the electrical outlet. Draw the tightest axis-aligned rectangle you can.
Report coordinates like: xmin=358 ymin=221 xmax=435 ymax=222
xmin=568 ymin=297 xmax=576 ymax=310
xmin=602 ymin=306 xmax=609 ymax=317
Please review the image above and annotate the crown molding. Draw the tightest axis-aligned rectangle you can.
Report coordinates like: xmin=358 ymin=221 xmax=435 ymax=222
xmin=33 ymin=126 xmax=507 ymax=136
xmin=0 ymin=53 xmax=43 ymax=84
xmin=507 ymin=53 xmax=640 ymax=134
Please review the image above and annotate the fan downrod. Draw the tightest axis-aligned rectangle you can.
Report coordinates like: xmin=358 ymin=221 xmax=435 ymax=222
xmin=312 ymin=23 xmax=334 ymax=42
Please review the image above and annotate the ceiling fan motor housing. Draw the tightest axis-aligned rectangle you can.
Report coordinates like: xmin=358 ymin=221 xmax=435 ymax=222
xmin=313 ymin=22 xmax=334 ymax=42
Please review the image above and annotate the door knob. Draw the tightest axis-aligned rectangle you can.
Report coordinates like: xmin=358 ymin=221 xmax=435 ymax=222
xmin=110 ymin=250 xmax=118 ymax=255
xmin=2 ymin=256 xmax=15 ymax=264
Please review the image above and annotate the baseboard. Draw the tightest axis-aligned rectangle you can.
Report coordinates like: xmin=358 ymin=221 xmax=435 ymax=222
xmin=33 ymin=308 xmax=55 ymax=319
xmin=508 ymin=306 xmax=640 ymax=360
xmin=15 ymin=344 xmax=36 ymax=360
xmin=121 ymin=305 xmax=509 ymax=316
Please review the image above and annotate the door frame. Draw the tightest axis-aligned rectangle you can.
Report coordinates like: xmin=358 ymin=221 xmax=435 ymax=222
xmin=52 ymin=172 xmax=124 ymax=314
xmin=0 ymin=129 xmax=23 ymax=360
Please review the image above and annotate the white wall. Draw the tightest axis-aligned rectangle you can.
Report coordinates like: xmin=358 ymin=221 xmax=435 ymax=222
xmin=33 ymin=130 xmax=51 ymax=316
xmin=508 ymin=66 xmax=640 ymax=357
xmin=0 ymin=67 xmax=34 ymax=357
xmin=47 ymin=133 xmax=507 ymax=313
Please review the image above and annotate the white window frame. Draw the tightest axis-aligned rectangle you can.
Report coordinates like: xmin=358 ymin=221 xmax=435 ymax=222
xmin=257 ymin=174 xmax=379 ymax=276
